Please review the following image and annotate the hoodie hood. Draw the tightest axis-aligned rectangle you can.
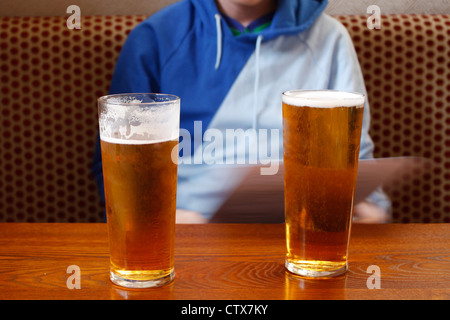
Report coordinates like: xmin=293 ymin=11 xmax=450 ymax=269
xmin=191 ymin=0 xmax=328 ymax=41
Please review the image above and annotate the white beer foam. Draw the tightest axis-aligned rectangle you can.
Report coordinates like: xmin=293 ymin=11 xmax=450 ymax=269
xmin=282 ymin=90 xmax=365 ymax=108
xmin=99 ymin=97 xmax=180 ymax=143
xmin=100 ymin=136 xmax=175 ymax=145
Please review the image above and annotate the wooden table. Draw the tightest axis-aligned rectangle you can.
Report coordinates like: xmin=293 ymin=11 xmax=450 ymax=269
xmin=0 ymin=223 xmax=449 ymax=301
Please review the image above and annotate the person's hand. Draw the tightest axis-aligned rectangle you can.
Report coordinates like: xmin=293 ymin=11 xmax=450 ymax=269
xmin=353 ymin=201 xmax=390 ymax=224
xmin=176 ymin=209 xmax=208 ymax=224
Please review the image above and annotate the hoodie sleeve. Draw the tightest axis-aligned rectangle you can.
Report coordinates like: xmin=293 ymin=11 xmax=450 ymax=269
xmin=327 ymin=20 xmax=392 ymax=215
xmin=91 ymin=22 xmax=160 ymax=206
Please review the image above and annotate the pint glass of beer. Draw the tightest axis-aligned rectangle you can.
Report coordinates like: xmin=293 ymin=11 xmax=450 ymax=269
xmin=98 ymin=93 xmax=180 ymax=288
xmin=282 ymin=90 xmax=365 ymax=278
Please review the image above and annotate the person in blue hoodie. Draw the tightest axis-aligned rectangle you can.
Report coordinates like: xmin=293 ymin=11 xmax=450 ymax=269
xmin=92 ymin=0 xmax=391 ymax=223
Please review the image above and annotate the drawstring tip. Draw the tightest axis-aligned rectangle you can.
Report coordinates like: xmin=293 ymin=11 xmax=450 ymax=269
xmin=214 ymin=13 xmax=222 ymax=70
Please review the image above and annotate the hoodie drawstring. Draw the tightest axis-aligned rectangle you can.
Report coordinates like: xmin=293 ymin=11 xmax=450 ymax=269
xmin=214 ymin=14 xmax=222 ymax=70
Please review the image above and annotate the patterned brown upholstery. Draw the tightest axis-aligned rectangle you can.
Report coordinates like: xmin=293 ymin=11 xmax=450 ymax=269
xmin=0 ymin=16 xmax=145 ymax=222
xmin=0 ymin=14 xmax=448 ymax=222
xmin=338 ymin=14 xmax=449 ymax=222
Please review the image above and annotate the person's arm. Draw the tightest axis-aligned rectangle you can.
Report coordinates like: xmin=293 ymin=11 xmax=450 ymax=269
xmin=176 ymin=209 xmax=208 ymax=223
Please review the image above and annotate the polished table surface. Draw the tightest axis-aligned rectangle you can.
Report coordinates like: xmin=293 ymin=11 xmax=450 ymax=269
xmin=0 ymin=223 xmax=449 ymax=300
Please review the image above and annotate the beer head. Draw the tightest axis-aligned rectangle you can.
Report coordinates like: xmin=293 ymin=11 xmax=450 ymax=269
xmin=282 ymin=90 xmax=365 ymax=108
xmin=98 ymin=93 xmax=180 ymax=143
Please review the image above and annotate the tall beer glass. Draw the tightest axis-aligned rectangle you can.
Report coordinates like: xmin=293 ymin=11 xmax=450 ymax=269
xmin=98 ymin=93 xmax=179 ymax=288
xmin=282 ymin=90 xmax=364 ymax=278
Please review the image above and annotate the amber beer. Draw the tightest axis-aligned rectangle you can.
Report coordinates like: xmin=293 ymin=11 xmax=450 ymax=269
xmin=98 ymin=93 xmax=180 ymax=288
xmin=282 ymin=90 xmax=365 ymax=277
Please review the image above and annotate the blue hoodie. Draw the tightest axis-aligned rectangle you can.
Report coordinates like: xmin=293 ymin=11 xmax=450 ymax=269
xmin=92 ymin=0 xmax=391 ymax=219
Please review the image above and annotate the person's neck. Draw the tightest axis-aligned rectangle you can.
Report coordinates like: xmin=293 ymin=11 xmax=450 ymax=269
xmin=215 ymin=0 xmax=276 ymax=27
